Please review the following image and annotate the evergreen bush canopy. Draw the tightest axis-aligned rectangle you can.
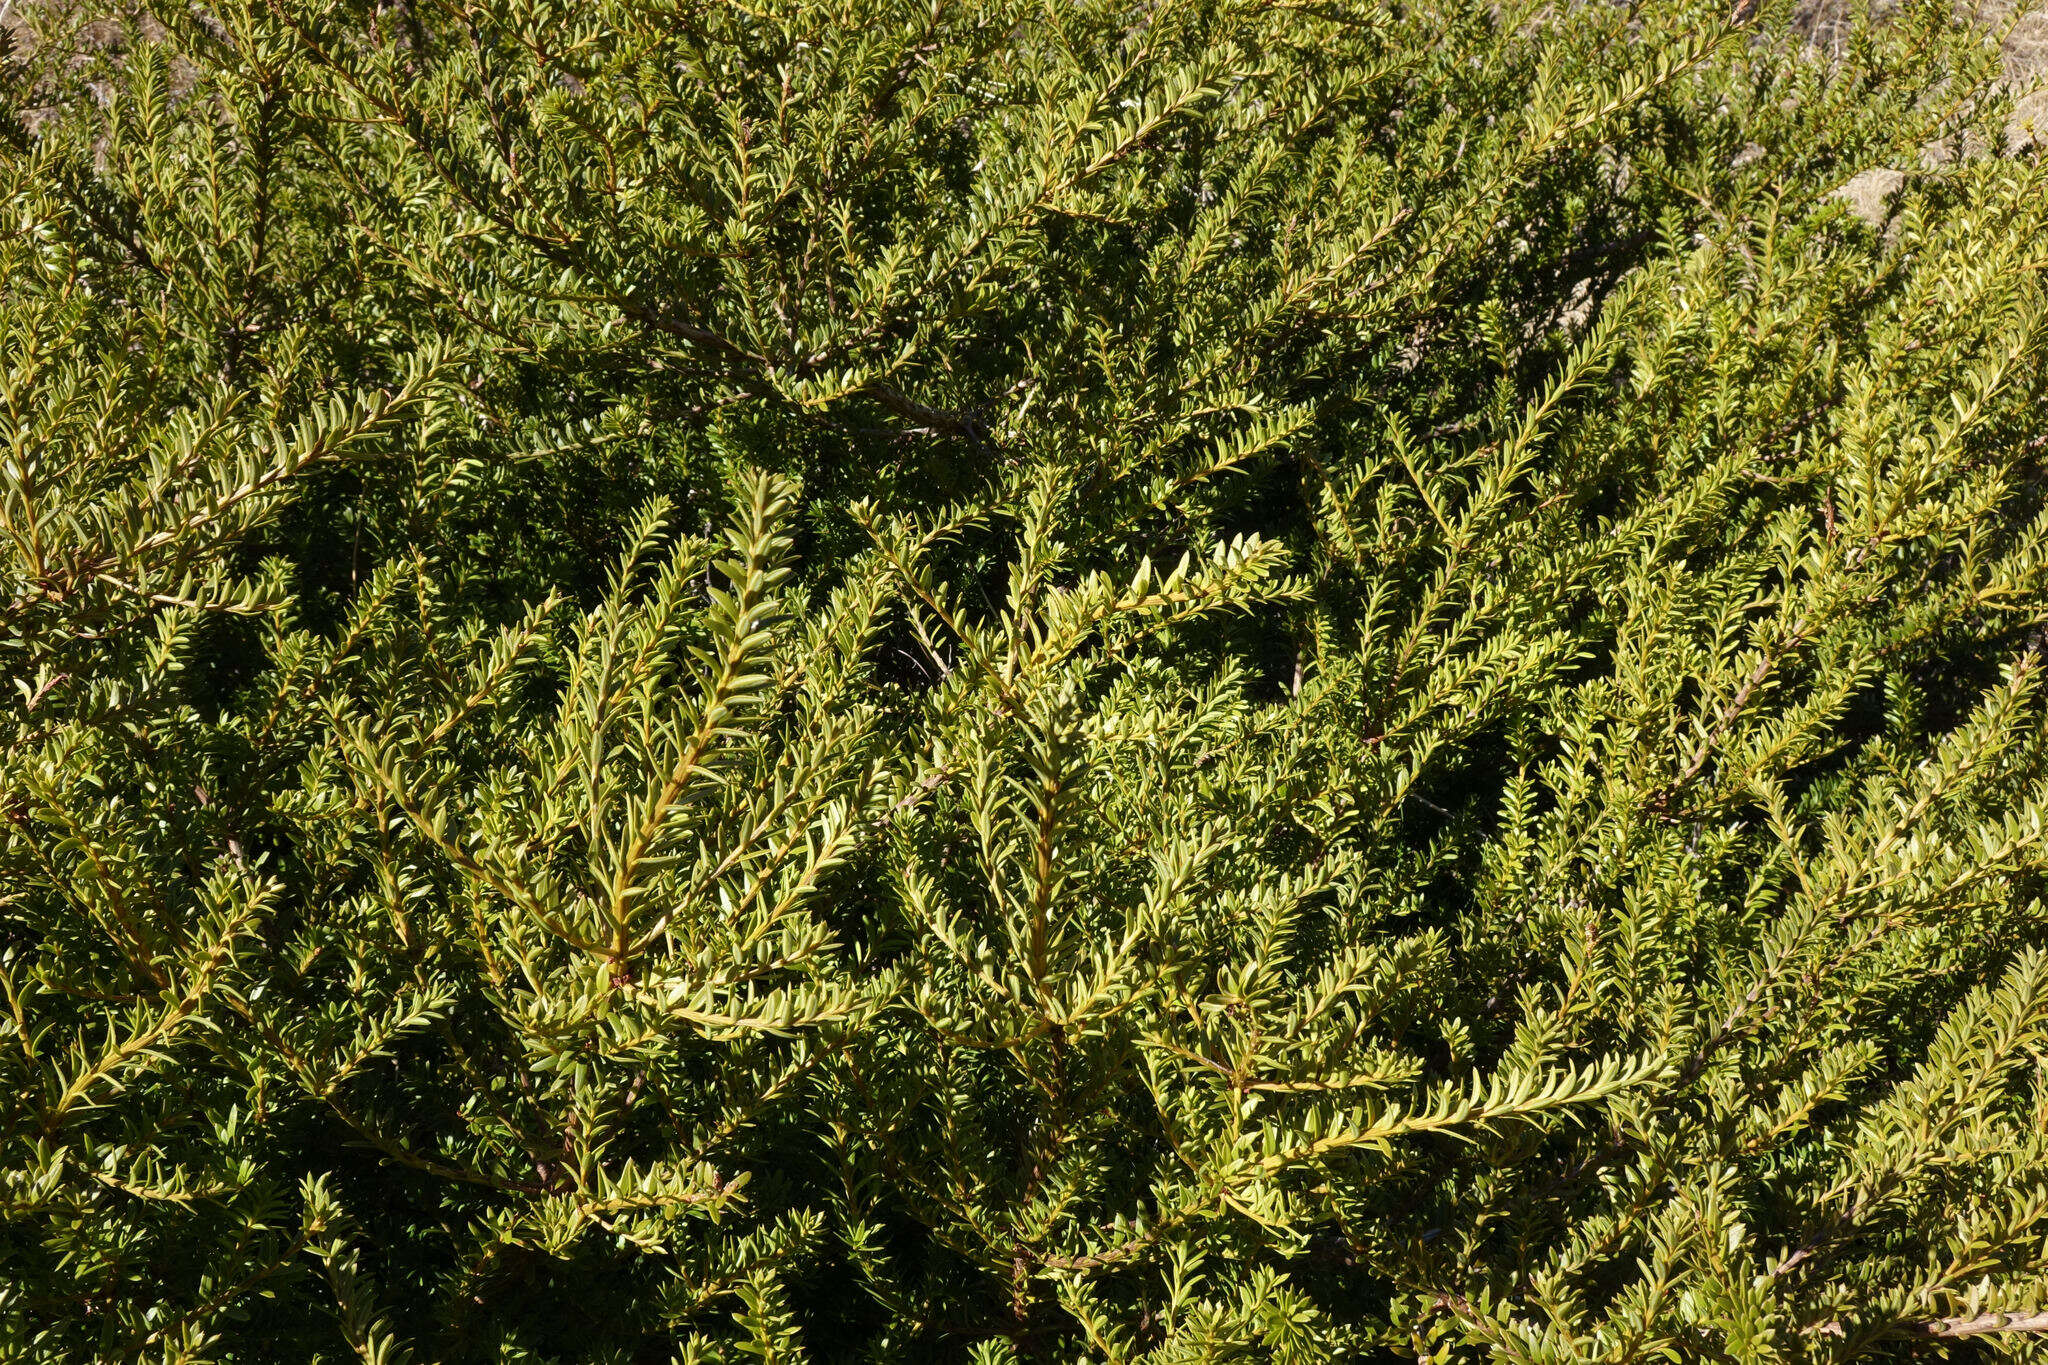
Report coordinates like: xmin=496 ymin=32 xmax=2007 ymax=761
xmin=5 ymin=0 xmax=2048 ymax=1359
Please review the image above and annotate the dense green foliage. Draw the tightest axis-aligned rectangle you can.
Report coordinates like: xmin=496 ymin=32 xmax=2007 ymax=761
xmin=5 ymin=0 xmax=2048 ymax=1359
